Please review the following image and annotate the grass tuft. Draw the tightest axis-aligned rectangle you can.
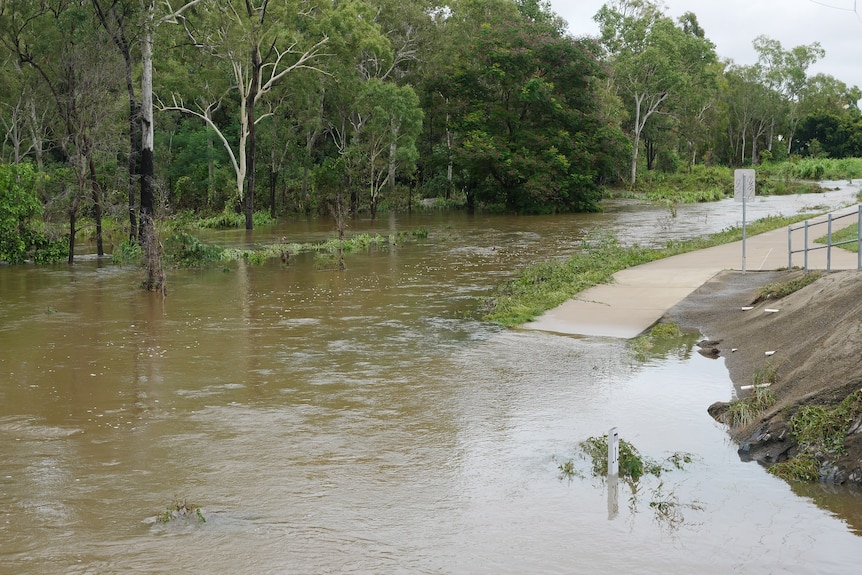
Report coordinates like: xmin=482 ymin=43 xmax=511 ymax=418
xmin=755 ymin=272 xmax=823 ymax=302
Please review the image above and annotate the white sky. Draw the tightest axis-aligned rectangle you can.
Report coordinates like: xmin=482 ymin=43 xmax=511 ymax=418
xmin=550 ymin=0 xmax=862 ymax=91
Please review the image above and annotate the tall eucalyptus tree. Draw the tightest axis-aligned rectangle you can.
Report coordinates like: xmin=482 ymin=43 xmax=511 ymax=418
xmin=162 ymin=0 xmax=328 ymax=229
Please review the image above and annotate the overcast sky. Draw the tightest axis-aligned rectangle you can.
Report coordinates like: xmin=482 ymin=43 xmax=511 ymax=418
xmin=549 ymin=0 xmax=862 ymax=91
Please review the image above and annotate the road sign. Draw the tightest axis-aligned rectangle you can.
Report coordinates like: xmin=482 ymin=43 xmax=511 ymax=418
xmin=734 ymin=169 xmax=755 ymax=272
xmin=734 ymin=169 xmax=755 ymax=202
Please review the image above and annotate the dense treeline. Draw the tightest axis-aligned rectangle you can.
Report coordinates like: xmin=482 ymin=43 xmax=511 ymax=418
xmin=1 ymin=0 xmax=861 ymax=265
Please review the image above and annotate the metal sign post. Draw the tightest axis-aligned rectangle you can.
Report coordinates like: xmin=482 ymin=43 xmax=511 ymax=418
xmin=734 ymin=169 xmax=756 ymax=273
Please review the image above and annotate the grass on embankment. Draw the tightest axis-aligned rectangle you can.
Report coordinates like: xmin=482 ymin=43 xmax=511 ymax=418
xmin=484 ymin=214 xmax=813 ymax=327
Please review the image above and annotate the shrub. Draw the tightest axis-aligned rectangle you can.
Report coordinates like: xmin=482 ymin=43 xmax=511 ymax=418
xmin=0 ymin=163 xmax=44 ymax=264
xmin=163 ymin=231 xmax=225 ymax=267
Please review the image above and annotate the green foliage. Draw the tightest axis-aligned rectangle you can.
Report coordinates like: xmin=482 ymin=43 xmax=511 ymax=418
xmin=580 ymin=435 xmax=694 ymax=482
xmin=0 ymin=163 xmax=47 ymax=263
xmin=112 ymin=240 xmax=144 ymax=265
xmin=220 ymin=232 xmax=396 ymax=267
xmin=162 ymin=231 xmax=225 ymax=268
xmin=441 ymin=7 xmax=620 ymax=213
xmin=768 ymin=454 xmax=822 ymax=482
xmin=753 ymin=362 xmax=778 ymax=388
xmin=790 ymin=390 xmax=862 ymax=455
xmin=197 ymin=210 xmax=275 ymax=229
xmin=725 ymin=386 xmax=776 ymax=428
xmin=759 ymin=157 xmax=862 ymax=182
xmin=767 ymin=390 xmax=862 ymax=484
xmin=756 ymin=272 xmax=823 ymax=302
xmin=157 ymin=498 xmax=206 ymax=524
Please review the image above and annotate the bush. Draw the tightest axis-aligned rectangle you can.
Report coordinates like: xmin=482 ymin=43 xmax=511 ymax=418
xmin=163 ymin=231 xmax=225 ymax=267
xmin=0 ymin=163 xmax=44 ymax=264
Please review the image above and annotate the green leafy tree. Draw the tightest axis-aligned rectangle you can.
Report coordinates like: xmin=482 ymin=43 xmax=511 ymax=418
xmin=0 ymin=162 xmax=66 ymax=264
xmin=442 ymin=0 xmax=620 ymax=213
xmin=347 ymin=78 xmax=423 ymax=219
xmin=752 ymin=35 xmax=824 ymax=156
xmin=595 ymin=0 xmax=715 ymax=184
xmin=1 ymin=0 xmax=125 ymax=261
xmin=162 ymin=0 xmax=328 ymax=229
xmin=0 ymin=163 xmax=42 ymax=263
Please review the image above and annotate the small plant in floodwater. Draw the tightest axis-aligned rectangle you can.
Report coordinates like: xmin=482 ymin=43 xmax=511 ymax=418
xmin=157 ymin=497 xmax=206 ymax=524
xmin=580 ymin=435 xmax=668 ymax=481
xmin=556 ymin=458 xmax=579 ymax=481
xmin=649 ymin=481 xmax=705 ymax=532
xmin=112 ymin=239 xmax=143 ymax=265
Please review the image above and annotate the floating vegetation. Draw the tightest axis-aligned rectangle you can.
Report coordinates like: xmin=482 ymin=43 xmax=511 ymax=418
xmin=197 ymin=210 xmax=275 ymax=229
xmin=157 ymin=498 xmax=206 ymax=524
xmin=162 ymin=231 xmax=226 ymax=268
xmin=649 ymin=481 xmax=705 ymax=532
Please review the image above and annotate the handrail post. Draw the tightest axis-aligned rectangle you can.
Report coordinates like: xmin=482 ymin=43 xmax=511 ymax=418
xmin=804 ymin=220 xmax=809 ymax=272
xmin=858 ymin=205 xmax=861 ymax=271
xmin=788 ymin=225 xmax=792 ymax=269
xmin=827 ymin=214 xmax=833 ymax=272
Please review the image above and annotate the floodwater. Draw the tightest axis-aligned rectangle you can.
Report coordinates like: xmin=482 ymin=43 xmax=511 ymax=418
xmin=2 ymin=185 xmax=862 ymax=574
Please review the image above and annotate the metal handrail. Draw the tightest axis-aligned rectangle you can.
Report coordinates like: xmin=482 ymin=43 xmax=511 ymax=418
xmin=787 ymin=205 xmax=862 ymax=271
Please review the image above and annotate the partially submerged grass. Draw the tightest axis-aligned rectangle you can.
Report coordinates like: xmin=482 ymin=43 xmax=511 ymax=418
xmin=767 ymin=389 xmax=862 ymax=483
xmin=725 ymin=386 xmax=777 ymax=429
xmin=486 ymin=214 xmax=814 ymax=326
xmin=629 ymin=322 xmax=699 ymax=362
xmin=790 ymin=390 xmax=862 ymax=456
xmin=768 ymin=453 xmax=821 ymax=482
xmin=558 ymin=435 xmax=701 ymax=532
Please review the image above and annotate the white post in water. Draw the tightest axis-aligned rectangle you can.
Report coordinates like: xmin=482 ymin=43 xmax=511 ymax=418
xmin=734 ymin=169 xmax=756 ymax=273
xmin=607 ymin=427 xmax=620 ymax=520
xmin=608 ymin=427 xmax=619 ymax=477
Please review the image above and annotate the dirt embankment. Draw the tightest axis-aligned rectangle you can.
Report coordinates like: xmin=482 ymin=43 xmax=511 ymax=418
xmin=663 ymin=269 xmax=862 ymax=485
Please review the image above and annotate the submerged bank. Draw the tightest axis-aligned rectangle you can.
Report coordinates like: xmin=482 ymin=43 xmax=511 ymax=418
xmin=663 ymin=270 xmax=862 ymax=485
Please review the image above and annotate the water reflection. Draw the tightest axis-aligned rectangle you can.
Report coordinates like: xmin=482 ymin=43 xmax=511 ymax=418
xmin=2 ymin=187 xmax=862 ymax=574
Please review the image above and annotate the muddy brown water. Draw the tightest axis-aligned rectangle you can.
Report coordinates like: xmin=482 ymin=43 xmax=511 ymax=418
xmin=3 ymin=188 xmax=862 ymax=574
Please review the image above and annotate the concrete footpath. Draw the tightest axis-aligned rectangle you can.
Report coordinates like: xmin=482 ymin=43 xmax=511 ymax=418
xmin=524 ymin=205 xmax=862 ymax=339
